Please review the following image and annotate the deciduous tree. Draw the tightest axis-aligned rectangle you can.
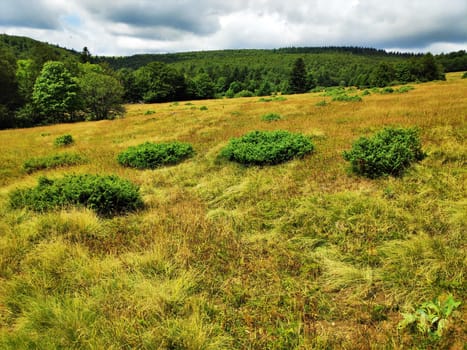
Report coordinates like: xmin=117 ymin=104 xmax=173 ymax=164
xmin=32 ymin=61 xmax=80 ymax=124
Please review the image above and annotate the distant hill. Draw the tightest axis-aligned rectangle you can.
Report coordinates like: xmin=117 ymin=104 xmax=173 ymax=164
xmin=94 ymin=47 xmax=420 ymax=71
xmin=0 ymin=34 xmax=78 ymax=61
xmin=1 ymin=33 xmax=465 ymax=74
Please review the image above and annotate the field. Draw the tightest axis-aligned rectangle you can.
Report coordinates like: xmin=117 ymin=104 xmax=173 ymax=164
xmin=0 ymin=73 xmax=465 ymax=349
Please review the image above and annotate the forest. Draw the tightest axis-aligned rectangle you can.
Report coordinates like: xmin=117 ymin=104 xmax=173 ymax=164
xmin=1 ymin=33 xmax=466 ymax=129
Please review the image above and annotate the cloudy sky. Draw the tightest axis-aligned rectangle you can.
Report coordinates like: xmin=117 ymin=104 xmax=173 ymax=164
xmin=1 ymin=0 xmax=466 ymax=56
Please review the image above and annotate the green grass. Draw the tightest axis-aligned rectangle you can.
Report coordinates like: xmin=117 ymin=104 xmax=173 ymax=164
xmin=0 ymin=73 xmax=465 ymax=349
xmin=22 ymin=153 xmax=86 ymax=173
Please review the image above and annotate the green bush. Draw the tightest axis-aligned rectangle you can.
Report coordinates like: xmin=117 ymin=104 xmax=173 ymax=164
xmin=23 ymin=153 xmax=86 ymax=173
xmin=234 ymin=90 xmax=254 ymax=98
xmin=261 ymin=113 xmax=282 ymax=122
xmin=315 ymin=100 xmax=328 ymax=107
xmin=343 ymin=127 xmax=425 ymax=178
xmin=461 ymin=72 xmax=467 ymax=79
xmin=361 ymin=90 xmax=371 ymax=96
xmin=199 ymin=106 xmax=208 ymax=111
xmin=396 ymin=85 xmax=415 ymax=93
xmin=9 ymin=174 xmax=143 ymax=216
xmin=54 ymin=134 xmax=74 ymax=147
xmin=332 ymin=94 xmax=362 ymax=102
xmin=220 ymin=130 xmax=314 ymax=165
xmin=379 ymin=87 xmax=395 ymax=94
xmin=117 ymin=142 xmax=194 ymax=169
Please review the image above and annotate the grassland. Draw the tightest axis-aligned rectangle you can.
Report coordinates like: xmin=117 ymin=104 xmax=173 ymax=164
xmin=0 ymin=73 xmax=465 ymax=349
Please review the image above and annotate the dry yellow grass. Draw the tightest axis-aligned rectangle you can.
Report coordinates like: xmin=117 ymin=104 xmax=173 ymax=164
xmin=0 ymin=72 xmax=465 ymax=349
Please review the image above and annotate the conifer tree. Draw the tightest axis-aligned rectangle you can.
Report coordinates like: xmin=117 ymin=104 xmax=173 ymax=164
xmin=289 ymin=57 xmax=308 ymax=94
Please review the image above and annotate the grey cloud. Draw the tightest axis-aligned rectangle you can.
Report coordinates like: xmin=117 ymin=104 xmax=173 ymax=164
xmin=81 ymin=1 xmax=246 ymax=38
xmin=0 ymin=0 xmax=60 ymax=29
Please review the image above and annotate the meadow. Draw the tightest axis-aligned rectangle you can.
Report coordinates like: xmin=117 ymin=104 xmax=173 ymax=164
xmin=0 ymin=73 xmax=465 ymax=349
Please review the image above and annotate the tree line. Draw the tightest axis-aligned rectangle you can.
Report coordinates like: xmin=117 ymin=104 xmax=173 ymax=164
xmin=1 ymin=34 xmax=465 ymax=129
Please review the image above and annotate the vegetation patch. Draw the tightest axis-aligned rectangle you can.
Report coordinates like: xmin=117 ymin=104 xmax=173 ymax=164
xmin=144 ymin=110 xmax=156 ymax=115
xmin=461 ymin=72 xmax=467 ymax=79
xmin=54 ymin=134 xmax=74 ymax=147
xmin=361 ymin=90 xmax=371 ymax=96
xmin=117 ymin=141 xmax=195 ymax=169
xmin=315 ymin=100 xmax=328 ymax=107
xmin=9 ymin=174 xmax=143 ymax=216
xmin=258 ymin=96 xmax=287 ymax=102
xmin=332 ymin=94 xmax=362 ymax=102
xmin=379 ymin=87 xmax=395 ymax=94
xmin=396 ymin=85 xmax=415 ymax=93
xmin=234 ymin=90 xmax=254 ymax=98
xmin=23 ymin=153 xmax=86 ymax=173
xmin=220 ymin=130 xmax=314 ymax=165
xmin=343 ymin=126 xmax=425 ymax=178
xmin=261 ymin=113 xmax=282 ymax=122
xmin=398 ymin=295 xmax=461 ymax=338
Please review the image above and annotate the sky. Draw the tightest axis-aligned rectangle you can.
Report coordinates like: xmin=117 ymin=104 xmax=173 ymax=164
xmin=1 ymin=0 xmax=466 ymax=56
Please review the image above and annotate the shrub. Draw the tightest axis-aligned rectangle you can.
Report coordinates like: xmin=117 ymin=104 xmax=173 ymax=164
xmin=379 ymin=87 xmax=395 ymax=94
xmin=9 ymin=174 xmax=143 ymax=216
xmin=259 ymin=96 xmax=287 ymax=102
xmin=144 ymin=110 xmax=156 ymax=115
xmin=54 ymin=134 xmax=74 ymax=147
xmin=461 ymin=72 xmax=467 ymax=79
xmin=273 ymin=96 xmax=287 ymax=102
xmin=332 ymin=94 xmax=362 ymax=102
xmin=220 ymin=130 xmax=314 ymax=165
xmin=315 ymin=100 xmax=328 ymax=107
xmin=396 ymin=86 xmax=415 ymax=93
xmin=261 ymin=113 xmax=282 ymax=122
xmin=343 ymin=127 xmax=425 ymax=178
xmin=199 ymin=106 xmax=208 ymax=111
xmin=234 ymin=90 xmax=254 ymax=98
xmin=117 ymin=142 xmax=194 ymax=169
xmin=23 ymin=153 xmax=86 ymax=173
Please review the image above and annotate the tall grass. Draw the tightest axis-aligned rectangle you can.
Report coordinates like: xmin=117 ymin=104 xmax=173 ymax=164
xmin=0 ymin=72 xmax=465 ymax=349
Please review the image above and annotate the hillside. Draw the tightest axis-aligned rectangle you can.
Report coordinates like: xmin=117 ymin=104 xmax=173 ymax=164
xmin=0 ymin=73 xmax=465 ymax=349
xmin=0 ymin=34 xmax=77 ymax=61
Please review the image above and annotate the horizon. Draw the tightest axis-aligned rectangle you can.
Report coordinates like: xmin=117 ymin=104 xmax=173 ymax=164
xmin=3 ymin=32 xmax=453 ymax=58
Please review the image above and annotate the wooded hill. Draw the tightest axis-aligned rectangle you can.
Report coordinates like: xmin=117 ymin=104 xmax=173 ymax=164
xmin=1 ymin=34 xmax=466 ymax=129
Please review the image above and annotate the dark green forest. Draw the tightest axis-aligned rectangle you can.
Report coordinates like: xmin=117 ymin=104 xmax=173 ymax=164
xmin=1 ymin=34 xmax=466 ymax=129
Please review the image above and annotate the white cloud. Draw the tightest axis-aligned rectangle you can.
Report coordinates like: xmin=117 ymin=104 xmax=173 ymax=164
xmin=1 ymin=0 xmax=466 ymax=55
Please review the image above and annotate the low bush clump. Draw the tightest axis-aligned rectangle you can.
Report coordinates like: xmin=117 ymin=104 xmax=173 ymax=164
xmin=220 ymin=130 xmax=314 ymax=165
xmin=9 ymin=174 xmax=143 ymax=216
xmin=315 ymin=100 xmax=328 ymax=107
xmin=54 ymin=134 xmax=74 ymax=147
xmin=396 ymin=85 xmax=415 ymax=93
xmin=379 ymin=87 xmax=395 ymax=94
xmin=461 ymin=72 xmax=467 ymax=79
xmin=117 ymin=142 xmax=194 ymax=169
xmin=23 ymin=153 xmax=86 ymax=173
xmin=234 ymin=90 xmax=254 ymax=98
xmin=343 ymin=127 xmax=425 ymax=178
xmin=261 ymin=113 xmax=282 ymax=122
xmin=332 ymin=94 xmax=362 ymax=102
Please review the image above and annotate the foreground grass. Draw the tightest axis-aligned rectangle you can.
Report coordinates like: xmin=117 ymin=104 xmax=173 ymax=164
xmin=0 ymin=73 xmax=465 ymax=349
